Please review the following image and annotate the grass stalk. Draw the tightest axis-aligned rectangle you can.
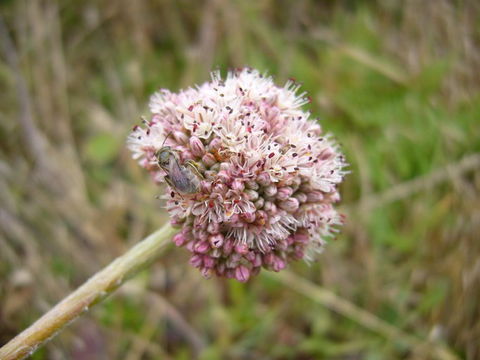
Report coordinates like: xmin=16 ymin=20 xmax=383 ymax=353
xmin=0 ymin=223 xmax=176 ymax=360
xmin=266 ymin=271 xmax=460 ymax=360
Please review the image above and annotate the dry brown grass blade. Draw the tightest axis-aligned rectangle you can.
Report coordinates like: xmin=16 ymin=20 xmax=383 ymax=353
xmin=0 ymin=224 xmax=176 ymax=360
xmin=0 ymin=16 xmax=51 ymax=173
xmin=354 ymin=152 xmax=480 ymax=211
xmin=122 ymin=295 xmax=169 ymax=360
xmin=122 ymin=290 xmax=206 ymax=360
xmin=107 ymin=328 xmax=172 ymax=360
xmin=338 ymin=44 xmax=408 ymax=85
xmin=146 ymin=292 xmax=207 ymax=354
xmin=265 ymin=270 xmax=460 ymax=360
xmin=310 ymin=27 xmax=408 ymax=85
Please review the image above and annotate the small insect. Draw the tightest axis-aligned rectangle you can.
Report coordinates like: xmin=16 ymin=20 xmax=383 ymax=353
xmin=155 ymin=134 xmax=203 ymax=194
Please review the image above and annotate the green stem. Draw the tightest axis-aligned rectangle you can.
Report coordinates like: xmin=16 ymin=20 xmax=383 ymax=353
xmin=0 ymin=223 xmax=176 ymax=360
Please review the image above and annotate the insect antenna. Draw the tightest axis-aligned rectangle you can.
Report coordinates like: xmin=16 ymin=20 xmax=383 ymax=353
xmin=161 ymin=131 xmax=174 ymax=148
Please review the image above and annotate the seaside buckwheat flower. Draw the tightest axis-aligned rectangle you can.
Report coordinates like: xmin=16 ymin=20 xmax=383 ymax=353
xmin=128 ymin=69 xmax=347 ymax=282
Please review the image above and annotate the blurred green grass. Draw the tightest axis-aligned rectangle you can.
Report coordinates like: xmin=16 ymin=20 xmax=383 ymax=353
xmin=1 ymin=0 xmax=479 ymax=359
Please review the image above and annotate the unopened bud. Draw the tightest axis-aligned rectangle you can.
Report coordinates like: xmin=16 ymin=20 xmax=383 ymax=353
xmin=173 ymin=131 xmax=189 ymax=144
xmin=203 ymin=256 xmax=215 ymax=268
xmin=223 ymin=239 xmax=234 ymax=255
xmin=231 ymin=179 xmax=245 ymax=191
xmin=202 ymin=153 xmax=217 ymax=167
xmin=279 ymin=197 xmax=300 ymax=212
xmin=209 ymin=138 xmax=222 ymax=151
xmin=194 ymin=241 xmax=210 ymax=254
xmin=173 ymin=233 xmax=187 ymax=246
xmin=189 ymin=136 xmax=205 ymax=157
xmin=209 ymin=234 xmax=224 ymax=248
xmin=246 ymin=180 xmax=260 ymax=190
xmin=207 ymin=221 xmax=220 ymax=234
xmin=235 ymin=265 xmax=250 ymax=282
xmin=306 ymin=191 xmax=324 ymax=202
xmin=245 ymin=189 xmax=259 ymax=201
xmin=294 ymin=192 xmax=308 ymax=203
xmin=190 ymin=254 xmax=203 ymax=267
xmin=257 ymin=172 xmax=271 ymax=186
xmin=277 ymin=187 xmax=293 ymax=200
xmin=263 ymin=201 xmax=277 ymax=213
xmin=264 ymin=185 xmax=277 ymax=197
xmin=235 ymin=243 xmax=249 ymax=254
xmin=254 ymin=197 xmax=265 ymax=209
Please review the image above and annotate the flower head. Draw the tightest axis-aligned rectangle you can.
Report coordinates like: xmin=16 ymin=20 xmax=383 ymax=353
xmin=128 ymin=68 xmax=347 ymax=281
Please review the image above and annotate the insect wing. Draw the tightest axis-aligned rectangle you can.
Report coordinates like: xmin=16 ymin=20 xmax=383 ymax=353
xmin=169 ymin=158 xmax=197 ymax=193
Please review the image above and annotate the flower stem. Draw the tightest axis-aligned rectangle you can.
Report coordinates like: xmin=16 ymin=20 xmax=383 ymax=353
xmin=0 ymin=223 xmax=176 ymax=360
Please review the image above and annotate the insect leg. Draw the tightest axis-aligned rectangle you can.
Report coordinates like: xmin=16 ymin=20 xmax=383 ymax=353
xmin=184 ymin=160 xmax=204 ymax=179
xmin=164 ymin=175 xmax=185 ymax=200
xmin=164 ymin=175 xmax=174 ymax=187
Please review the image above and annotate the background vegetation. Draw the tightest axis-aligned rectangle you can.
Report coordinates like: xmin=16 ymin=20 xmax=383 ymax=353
xmin=1 ymin=0 xmax=479 ymax=359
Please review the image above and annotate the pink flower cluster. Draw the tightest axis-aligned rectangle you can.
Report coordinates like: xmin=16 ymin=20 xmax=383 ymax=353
xmin=128 ymin=69 xmax=347 ymax=282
